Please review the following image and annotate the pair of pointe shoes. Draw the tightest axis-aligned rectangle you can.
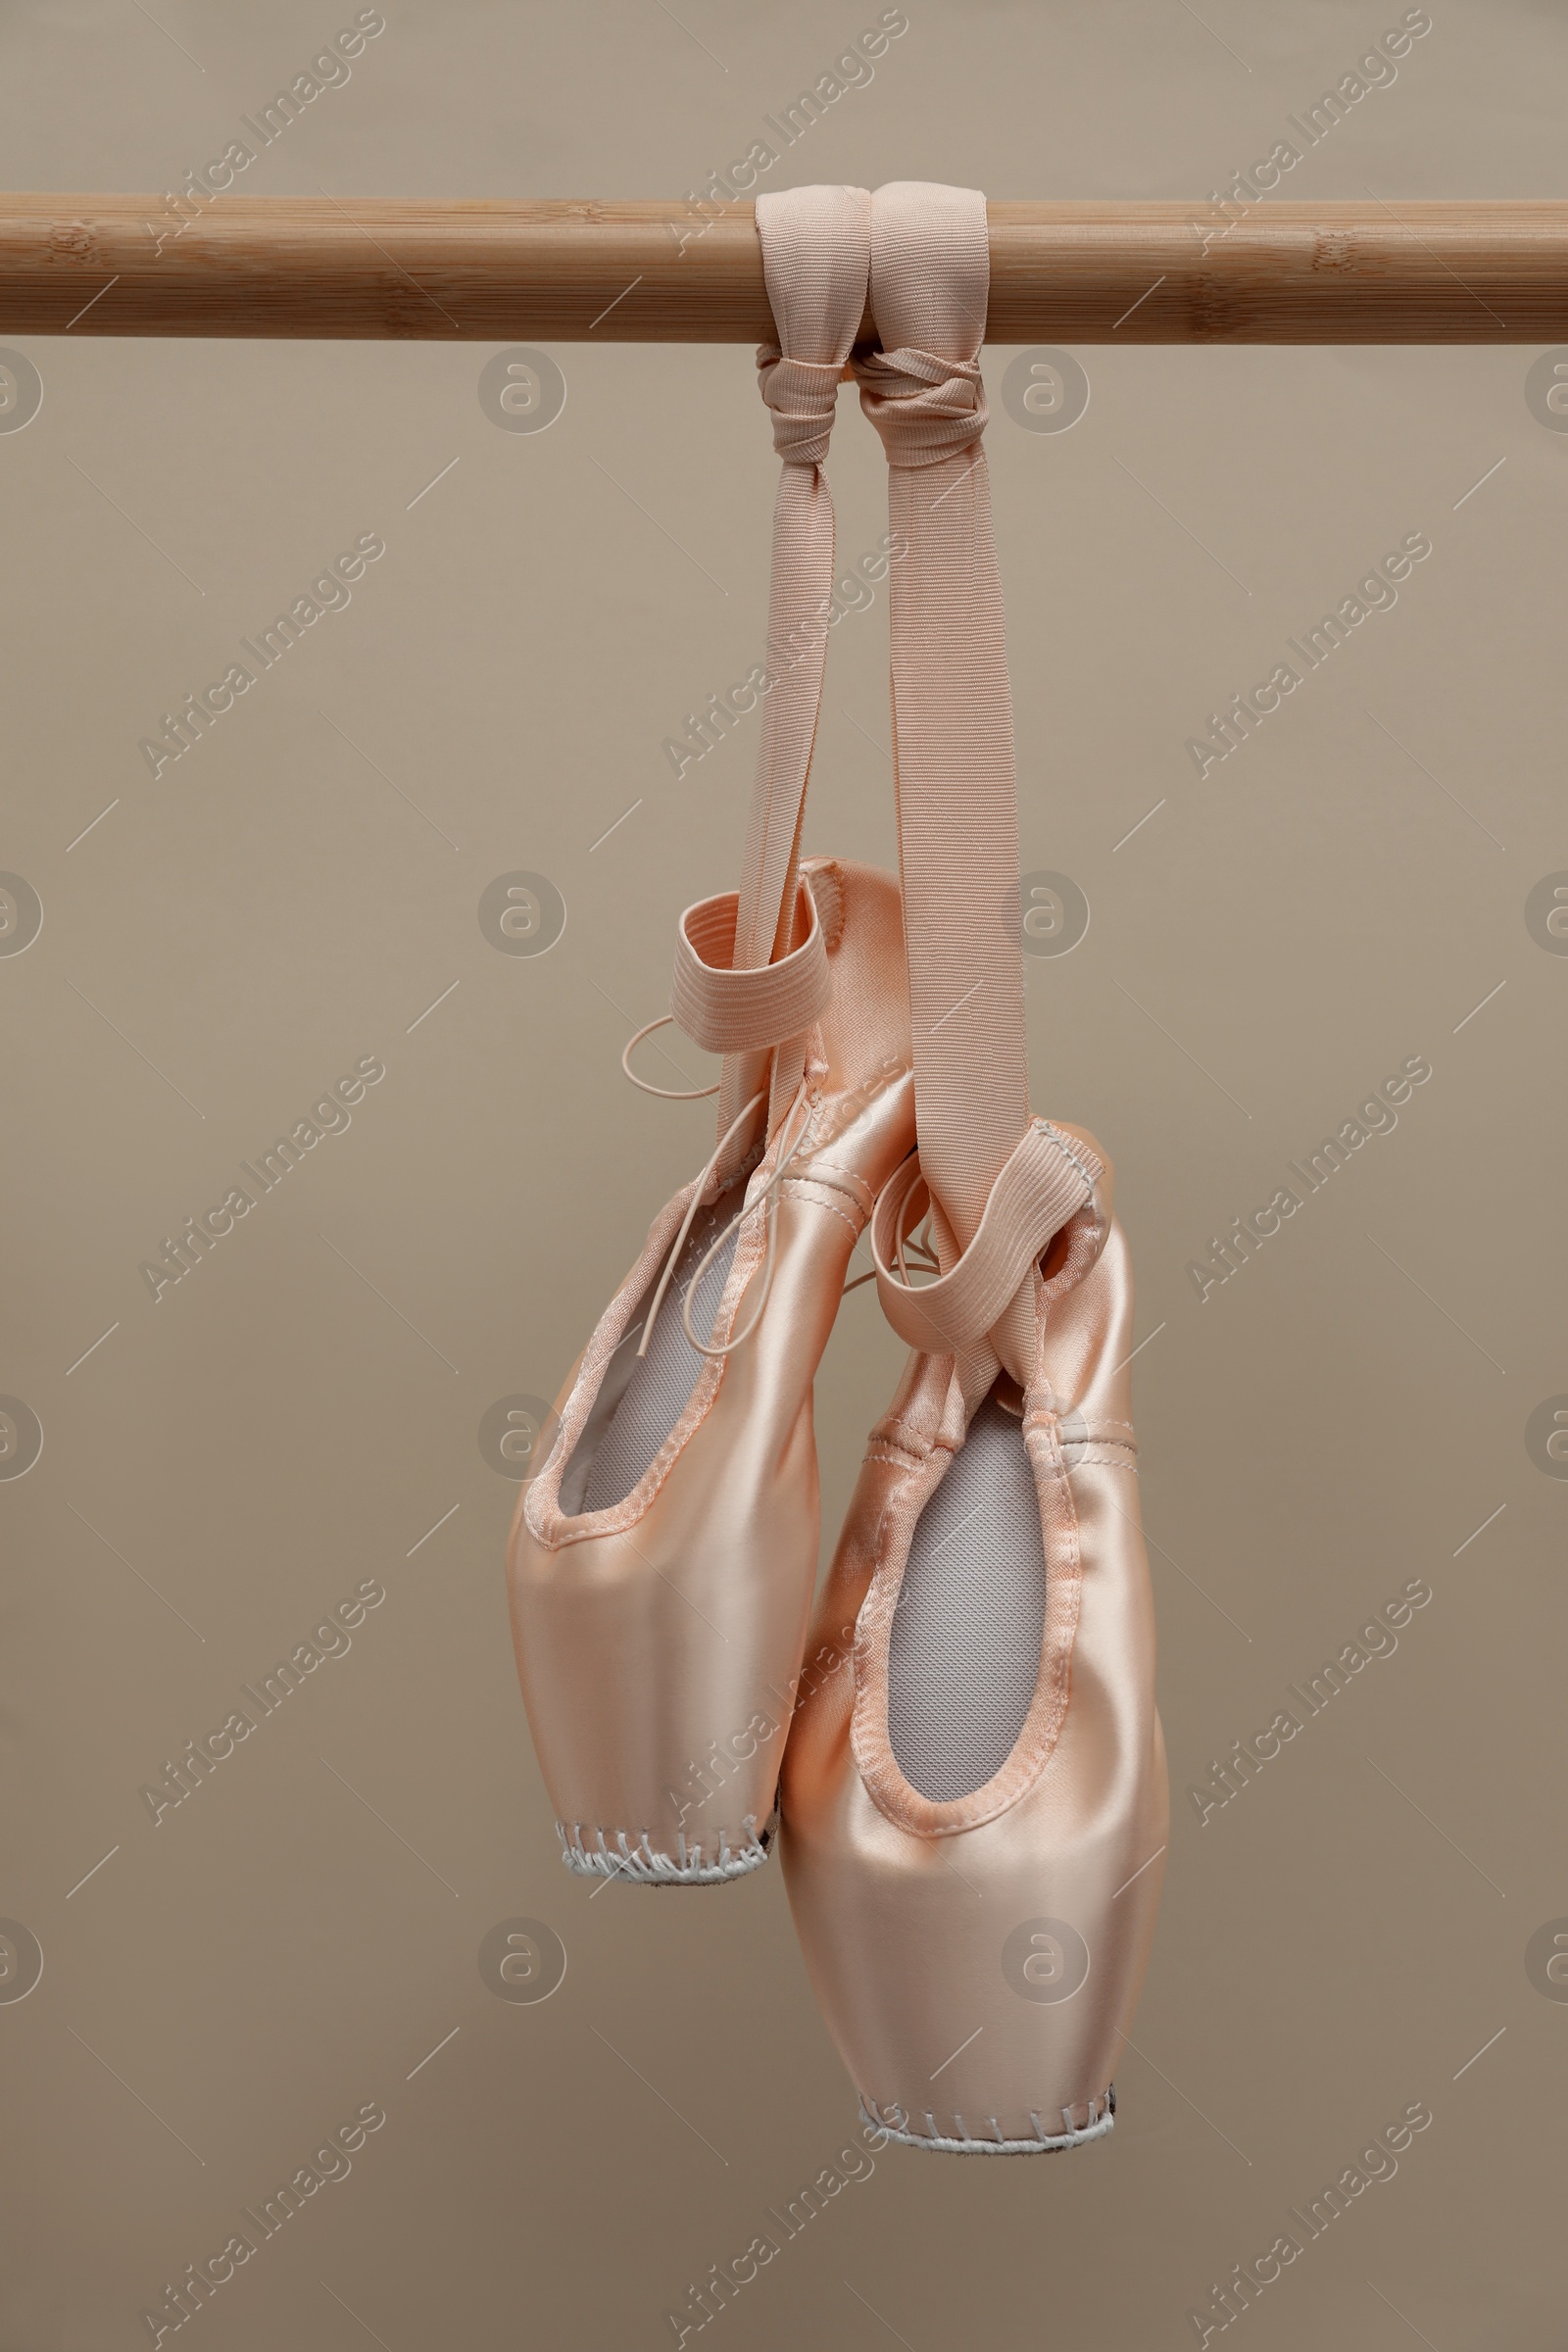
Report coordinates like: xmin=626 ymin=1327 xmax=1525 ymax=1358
xmin=507 ymin=855 xmax=1168 ymax=2155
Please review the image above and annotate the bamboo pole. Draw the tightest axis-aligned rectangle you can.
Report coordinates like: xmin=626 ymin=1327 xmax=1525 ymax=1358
xmin=1 ymin=195 xmax=1565 ymax=342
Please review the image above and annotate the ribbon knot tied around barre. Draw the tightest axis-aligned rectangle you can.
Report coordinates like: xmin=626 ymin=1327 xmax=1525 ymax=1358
xmin=756 ymin=349 xmax=854 ymax=466
xmin=853 ymin=343 xmax=988 ymax=468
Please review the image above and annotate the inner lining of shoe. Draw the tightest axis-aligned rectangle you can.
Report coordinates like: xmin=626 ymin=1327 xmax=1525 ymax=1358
xmin=886 ymin=1387 xmax=1047 ymax=1802
xmin=563 ymin=1183 xmax=746 ymax=1516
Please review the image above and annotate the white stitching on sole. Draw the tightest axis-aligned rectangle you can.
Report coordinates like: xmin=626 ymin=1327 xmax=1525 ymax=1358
xmin=556 ymin=1815 xmax=773 ymax=1885
xmin=859 ymin=2087 xmax=1116 ymax=2155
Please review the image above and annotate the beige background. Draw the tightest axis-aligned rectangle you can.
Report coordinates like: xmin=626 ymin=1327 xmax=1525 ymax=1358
xmin=3 ymin=2 xmax=1566 ymax=2345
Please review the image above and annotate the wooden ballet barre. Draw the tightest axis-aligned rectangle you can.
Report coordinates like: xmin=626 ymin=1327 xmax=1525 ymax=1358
xmin=1 ymin=196 xmax=1565 ymax=342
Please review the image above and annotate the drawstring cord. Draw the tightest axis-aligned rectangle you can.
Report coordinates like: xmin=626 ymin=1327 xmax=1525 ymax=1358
xmin=622 ymin=1030 xmax=823 ymax=1366
xmin=634 ymin=1087 xmax=765 ymax=1361
xmin=679 ymin=1087 xmax=816 ymax=1361
xmin=843 ymin=1156 xmax=937 ymax=1297
xmin=621 ymin=1013 xmax=720 ymax=1102
xmin=622 ymin=1014 xmax=896 ymax=1358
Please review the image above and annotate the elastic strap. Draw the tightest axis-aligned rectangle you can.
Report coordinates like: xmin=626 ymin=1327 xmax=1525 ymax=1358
xmin=671 ymin=878 xmax=830 ymax=1054
xmin=870 ymin=1122 xmax=1102 ymax=1358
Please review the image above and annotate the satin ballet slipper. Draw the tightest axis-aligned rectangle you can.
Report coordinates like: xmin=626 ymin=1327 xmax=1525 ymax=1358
xmin=781 ymin=1137 xmax=1168 ymax=2146
xmin=509 ymin=857 xmax=912 ymax=1883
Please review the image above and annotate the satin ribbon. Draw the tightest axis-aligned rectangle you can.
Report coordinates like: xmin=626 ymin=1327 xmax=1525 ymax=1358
xmin=671 ymin=183 xmax=872 ymax=1181
xmin=854 ymin=182 xmax=1079 ymax=1388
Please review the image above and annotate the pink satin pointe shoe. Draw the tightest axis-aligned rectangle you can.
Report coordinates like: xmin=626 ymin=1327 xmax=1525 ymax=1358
xmin=781 ymin=1135 xmax=1168 ymax=2148
xmin=779 ymin=181 xmax=1166 ymax=2145
xmin=509 ymin=858 xmax=911 ymax=1882
xmin=506 ymin=185 xmax=911 ymax=1884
